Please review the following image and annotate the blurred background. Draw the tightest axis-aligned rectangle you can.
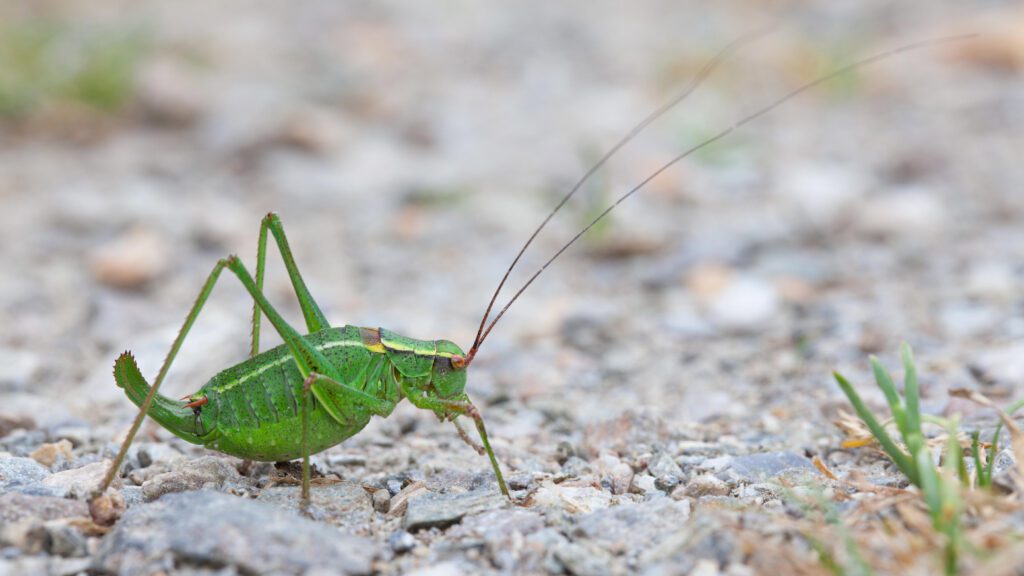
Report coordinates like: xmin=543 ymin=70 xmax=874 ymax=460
xmin=0 ymin=0 xmax=1021 ymax=455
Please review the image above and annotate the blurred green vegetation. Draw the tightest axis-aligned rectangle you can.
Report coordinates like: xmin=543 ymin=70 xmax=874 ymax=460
xmin=0 ymin=18 xmax=149 ymax=117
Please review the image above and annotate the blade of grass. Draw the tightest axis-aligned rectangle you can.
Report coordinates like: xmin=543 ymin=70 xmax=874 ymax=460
xmin=939 ymin=420 xmax=964 ymax=575
xmin=916 ymin=449 xmax=942 ymax=525
xmin=871 ymin=356 xmax=907 ymax=436
xmin=901 ymin=344 xmax=921 ymax=438
xmin=950 ymin=388 xmax=1024 ymax=493
xmin=834 ymin=371 xmax=917 ymax=483
xmin=971 ymin=431 xmax=987 ymax=488
xmin=987 ymin=396 xmax=1024 ymax=475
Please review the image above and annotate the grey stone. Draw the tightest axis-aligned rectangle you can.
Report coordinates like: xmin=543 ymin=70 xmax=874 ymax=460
xmin=572 ymin=497 xmax=691 ymax=558
xmin=0 ymin=556 xmax=91 ymax=575
xmin=121 ymin=486 xmax=144 ymax=508
xmin=92 ymin=491 xmax=378 ymax=575
xmin=647 ymin=452 xmax=684 ymax=480
xmin=990 ymin=449 xmax=1020 ymax=493
xmin=507 ymin=472 xmax=533 ymax=491
xmin=702 ymin=452 xmax=816 ymax=484
xmin=594 ymin=453 xmax=634 ymax=495
xmin=449 ymin=509 xmax=545 ymax=569
xmin=141 ymin=456 xmax=243 ymax=501
xmin=736 ymin=482 xmax=784 ymax=502
xmin=531 ymin=482 xmax=613 ymax=515
xmin=555 ymin=440 xmax=577 ymax=465
xmin=258 ymin=481 xmax=374 ymax=529
xmin=29 ymin=521 xmax=88 ymax=557
xmin=638 ymin=514 xmax=736 ymax=570
xmin=554 ymin=541 xmax=615 ymax=576
xmin=385 ymin=477 xmax=405 ymax=497
xmin=648 ymin=452 xmax=684 ymax=492
xmin=562 ymin=456 xmax=593 ymax=477
xmin=388 ymin=530 xmax=417 ymax=554
xmin=403 ymin=488 xmax=507 ymax=531
xmin=0 ymin=457 xmax=50 ymax=491
xmin=134 ymin=442 xmax=182 ymax=468
xmin=0 ymin=493 xmax=88 ymax=524
xmin=632 ymin=473 xmax=659 ymax=494
xmin=654 ymin=475 xmax=681 ymax=493
xmin=682 ymin=474 xmax=731 ymax=498
xmin=38 ymin=461 xmax=110 ymax=499
xmin=371 ymin=487 xmax=391 ymax=513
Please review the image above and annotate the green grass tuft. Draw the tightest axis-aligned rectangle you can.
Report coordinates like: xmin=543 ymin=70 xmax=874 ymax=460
xmin=834 ymin=343 xmax=963 ymax=575
xmin=0 ymin=18 xmax=148 ymax=118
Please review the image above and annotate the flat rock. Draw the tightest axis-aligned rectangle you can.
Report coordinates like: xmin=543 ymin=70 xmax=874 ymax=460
xmin=258 ymin=481 xmax=374 ymax=529
xmin=0 ymin=492 xmax=88 ymax=524
xmin=0 ymin=456 xmax=50 ymax=491
xmin=572 ymin=497 xmax=691 ymax=557
xmin=140 ymin=456 xmax=243 ymax=501
xmin=701 ymin=451 xmax=816 ymax=484
xmin=403 ymin=488 xmax=507 ymax=531
xmin=39 ymin=460 xmax=111 ymax=499
xmin=448 ymin=509 xmax=546 ymax=569
xmin=530 ymin=482 xmax=613 ymax=515
xmin=92 ymin=491 xmax=378 ymax=575
xmin=681 ymin=474 xmax=731 ymax=498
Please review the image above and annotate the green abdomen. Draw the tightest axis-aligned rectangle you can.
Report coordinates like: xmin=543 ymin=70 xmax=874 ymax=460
xmin=194 ymin=327 xmax=389 ymax=461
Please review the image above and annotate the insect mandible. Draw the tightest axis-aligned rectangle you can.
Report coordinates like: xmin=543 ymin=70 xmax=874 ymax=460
xmin=92 ymin=30 xmax=973 ymax=514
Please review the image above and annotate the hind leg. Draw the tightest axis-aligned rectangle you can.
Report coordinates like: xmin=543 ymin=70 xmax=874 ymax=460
xmin=250 ymin=212 xmax=330 ymax=356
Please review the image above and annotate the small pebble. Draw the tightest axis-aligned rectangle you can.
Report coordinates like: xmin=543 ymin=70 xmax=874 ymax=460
xmin=89 ymin=490 xmax=126 ymax=527
xmin=403 ymin=488 xmax=506 ymax=532
xmin=40 ymin=461 xmax=112 ymax=499
xmin=30 ymin=440 xmax=74 ymax=469
xmin=371 ymin=488 xmax=391 ymax=513
xmin=388 ymin=530 xmax=417 ymax=554
xmin=90 ymin=228 xmax=168 ymax=289
xmin=683 ymin=475 xmax=731 ymax=498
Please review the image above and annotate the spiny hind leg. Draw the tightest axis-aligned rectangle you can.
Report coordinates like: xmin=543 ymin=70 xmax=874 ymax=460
xmin=250 ymin=212 xmax=330 ymax=357
xmin=100 ymin=253 xmax=340 ymax=511
xmin=96 ymin=259 xmax=235 ymax=500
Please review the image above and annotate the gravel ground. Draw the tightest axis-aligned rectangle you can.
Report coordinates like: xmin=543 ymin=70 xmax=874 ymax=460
xmin=1 ymin=1 xmax=1023 ymax=575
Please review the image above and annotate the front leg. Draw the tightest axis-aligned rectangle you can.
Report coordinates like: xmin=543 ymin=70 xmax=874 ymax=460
xmin=402 ymin=385 xmax=509 ymax=498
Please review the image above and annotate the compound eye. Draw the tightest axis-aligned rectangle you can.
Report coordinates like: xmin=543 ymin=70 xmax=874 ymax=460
xmin=450 ymin=355 xmax=467 ymax=370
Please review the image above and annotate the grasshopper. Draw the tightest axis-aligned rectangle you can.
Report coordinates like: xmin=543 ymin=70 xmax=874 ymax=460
xmin=94 ymin=31 xmax=972 ymax=514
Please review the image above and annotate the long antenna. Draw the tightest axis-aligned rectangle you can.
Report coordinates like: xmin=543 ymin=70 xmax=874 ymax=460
xmin=466 ymin=22 xmax=780 ymax=363
xmin=467 ymin=33 xmax=976 ymax=358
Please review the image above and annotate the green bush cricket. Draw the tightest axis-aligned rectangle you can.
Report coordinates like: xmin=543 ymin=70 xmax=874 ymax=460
xmin=92 ymin=31 xmax=973 ymax=517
